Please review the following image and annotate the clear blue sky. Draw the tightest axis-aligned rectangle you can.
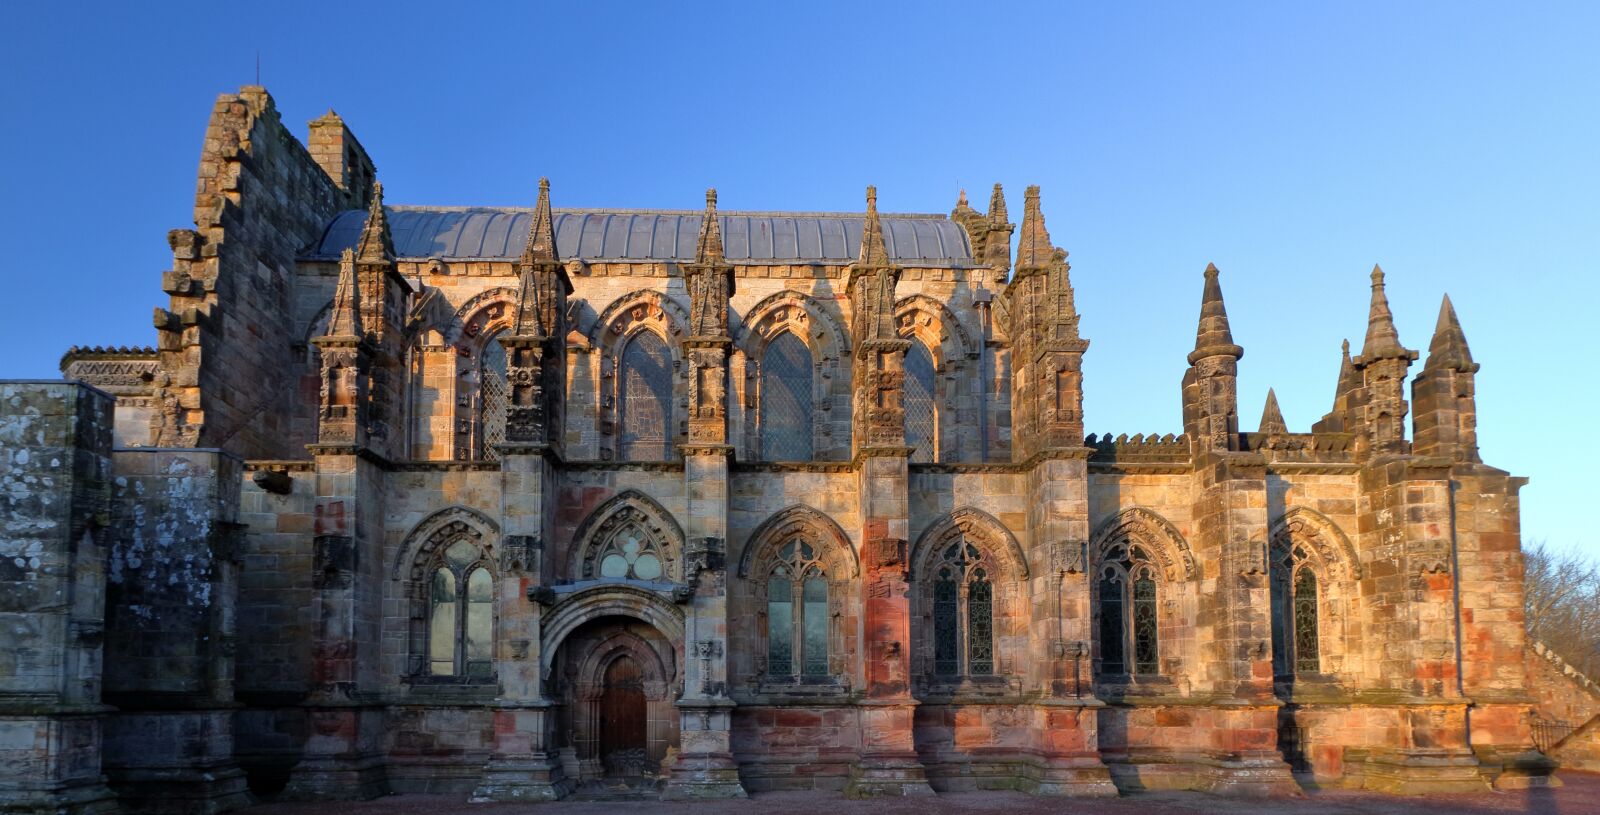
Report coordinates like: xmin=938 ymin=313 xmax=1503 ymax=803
xmin=2 ymin=2 xmax=1595 ymax=556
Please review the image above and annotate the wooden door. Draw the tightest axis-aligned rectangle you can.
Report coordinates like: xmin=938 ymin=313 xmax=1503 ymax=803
xmin=599 ymin=656 xmax=647 ymax=776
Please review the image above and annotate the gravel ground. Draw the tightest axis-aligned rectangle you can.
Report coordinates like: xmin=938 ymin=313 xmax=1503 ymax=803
xmin=245 ymin=772 xmax=1600 ymax=815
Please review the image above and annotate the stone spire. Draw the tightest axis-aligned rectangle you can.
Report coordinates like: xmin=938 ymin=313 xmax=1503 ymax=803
xmin=354 ymin=181 xmax=395 ymax=264
xmin=858 ymin=185 xmax=891 ymax=268
xmin=1188 ymin=263 xmax=1244 ymax=365
xmin=325 ymin=249 xmax=363 ymax=339
xmin=1259 ymin=388 xmax=1287 ymax=435
xmin=521 ymin=177 xmax=559 ymax=265
xmin=1360 ymin=265 xmax=1410 ymax=360
xmin=1425 ymin=294 xmax=1476 ymax=372
xmin=1016 ymin=185 xmax=1053 ymax=271
xmin=987 ymin=182 xmax=1009 ymax=226
xmin=1335 ymin=339 xmax=1358 ymax=401
xmin=695 ymin=188 xmax=725 ymax=265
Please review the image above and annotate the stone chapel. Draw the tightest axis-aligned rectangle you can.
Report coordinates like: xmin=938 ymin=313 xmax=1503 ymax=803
xmin=0 ymin=86 xmax=1555 ymax=812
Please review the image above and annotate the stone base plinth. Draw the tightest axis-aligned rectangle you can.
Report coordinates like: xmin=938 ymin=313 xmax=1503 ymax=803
xmin=280 ymin=753 xmax=388 ymax=801
xmin=1350 ymin=749 xmax=1489 ymax=795
xmin=103 ymin=709 xmax=252 ymax=814
xmin=662 ymin=751 xmax=746 ymax=799
xmin=470 ymin=754 xmax=575 ymax=802
xmin=1029 ymin=758 xmax=1121 ymax=797
xmin=844 ymin=752 xmax=936 ymax=798
xmin=0 ymin=713 xmax=118 ymax=815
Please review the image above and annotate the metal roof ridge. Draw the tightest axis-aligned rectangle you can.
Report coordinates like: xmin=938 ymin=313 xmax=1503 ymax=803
xmin=381 ymin=205 xmax=952 ymax=220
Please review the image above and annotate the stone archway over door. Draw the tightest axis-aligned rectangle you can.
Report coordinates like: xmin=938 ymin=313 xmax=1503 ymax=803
xmin=554 ymin=617 xmax=679 ymax=784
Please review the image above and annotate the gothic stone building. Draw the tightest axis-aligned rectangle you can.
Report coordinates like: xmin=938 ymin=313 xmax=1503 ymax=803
xmin=0 ymin=86 xmax=1555 ymax=812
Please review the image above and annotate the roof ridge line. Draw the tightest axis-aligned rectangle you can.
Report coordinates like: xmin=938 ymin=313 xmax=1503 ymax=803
xmin=380 ymin=205 xmax=952 ymax=220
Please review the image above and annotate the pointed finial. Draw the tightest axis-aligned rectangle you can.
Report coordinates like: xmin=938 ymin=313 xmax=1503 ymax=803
xmin=1188 ymin=262 xmax=1242 ymax=364
xmin=695 ymin=187 xmax=725 ymax=265
xmin=1426 ymin=293 xmax=1476 ymax=372
xmin=325 ymin=249 xmax=363 ymax=338
xmin=522 ymin=177 xmax=558 ymax=263
xmin=1016 ymin=185 xmax=1055 ymax=269
xmin=987 ymin=183 xmax=1008 ymax=223
xmin=1259 ymin=388 xmax=1287 ymax=435
xmin=1332 ymin=338 xmax=1358 ymax=401
xmin=354 ymin=181 xmax=395 ymax=263
xmin=958 ymin=188 xmax=968 ymax=207
xmin=1360 ymin=263 xmax=1411 ymax=360
xmin=857 ymin=185 xmax=890 ymax=267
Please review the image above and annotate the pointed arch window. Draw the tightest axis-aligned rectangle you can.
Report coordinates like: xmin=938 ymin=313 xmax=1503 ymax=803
xmin=476 ymin=333 xmax=509 ymax=461
xmin=594 ymin=522 xmax=667 ymax=582
xmin=1096 ymin=543 xmax=1159 ymax=676
xmin=760 ymin=332 xmax=814 ymax=461
xmin=427 ymin=540 xmax=494 ymax=678
xmin=765 ymin=540 xmax=829 ymax=680
xmin=1271 ymin=541 xmax=1321 ymax=677
xmin=618 ymin=331 xmax=673 ymax=461
xmin=904 ymin=341 xmax=937 ymax=463
xmin=930 ymin=542 xmax=995 ymax=677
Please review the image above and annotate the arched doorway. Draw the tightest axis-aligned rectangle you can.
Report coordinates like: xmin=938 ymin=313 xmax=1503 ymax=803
xmin=551 ymin=616 xmax=679 ymax=789
xmin=600 ymin=656 xmax=648 ymax=777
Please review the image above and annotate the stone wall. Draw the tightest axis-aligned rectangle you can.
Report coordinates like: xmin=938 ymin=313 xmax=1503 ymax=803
xmin=0 ymin=381 xmax=117 ymax=813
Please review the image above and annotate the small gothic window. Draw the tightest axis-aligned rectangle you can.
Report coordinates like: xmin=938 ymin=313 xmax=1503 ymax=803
xmin=904 ymin=341 xmax=937 ymax=463
xmin=427 ymin=540 xmax=493 ymax=678
xmin=1271 ymin=540 xmax=1321 ymax=678
xmin=764 ymin=540 xmax=828 ymax=680
xmin=618 ymin=331 xmax=673 ymax=462
xmin=477 ymin=333 xmax=509 ymax=461
xmin=595 ymin=523 xmax=667 ymax=582
xmin=928 ymin=542 xmax=994 ymax=678
xmin=1096 ymin=543 xmax=1159 ymax=677
xmin=761 ymin=332 xmax=814 ymax=461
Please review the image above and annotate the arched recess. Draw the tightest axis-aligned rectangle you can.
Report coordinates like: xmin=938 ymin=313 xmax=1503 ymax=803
xmin=895 ymin=294 xmax=977 ymax=463
xmin=908 ymin=507 xmax=1028 ymax=682
xmin=1270 ymin=507 xmax=1361 ymax=582
xmin=394 ymin=505 xmax=502 ymax=582
xmin=736 ymin=504 xmax=860 ymax=580
xmin=1269 ymin=507 xmax=1359 ymax=678
xmin=539 ymin=584 xmax=687 ymax=678
xmin=1088 ymin=507 xmax=1197 ymax=584
xmin=738 ymin=504 xmax=859 ymax=684
xmin=587 ymin=290 xmax=689 ymax=461
xmin=443 ymin=288 xmax=521 ymax=460
xmin=568 ymin=489 xmax=686 ymax=583
xmin=735 ymin=290 xmax=849 ymax=461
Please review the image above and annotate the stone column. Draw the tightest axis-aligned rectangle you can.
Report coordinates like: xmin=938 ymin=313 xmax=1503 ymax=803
xmin=0 ymin=382 xmax=118 ymax=815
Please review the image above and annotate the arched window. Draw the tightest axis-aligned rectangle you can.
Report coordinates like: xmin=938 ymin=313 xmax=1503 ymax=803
xmin=1270 ymin=540 xmax=1321 ymax=677
xmin=1096 ymin=542 xmax=1159 ymax=677
xmin=427 ymin=540 xmax=494 ymax=678
xmin=930 ymin=542 xmax=995 ymax=677
xmin=477 ymin=333 xmax=509 ymax=461
xmin=765 ymin=540 xmax=828 ymax=680
xmin=594 ymin=520 xmax=668 ymax=582
xmin=618 ymin=331 xmax=673 ymax=462
xmin=904 ymin=341 xmax=937 ymax=463
xmin=760 ymin=332 xmax=814 ymax=461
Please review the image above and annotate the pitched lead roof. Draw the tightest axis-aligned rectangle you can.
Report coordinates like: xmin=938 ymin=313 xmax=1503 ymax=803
xmin=307 ymin=207 xmax=975 ymax=264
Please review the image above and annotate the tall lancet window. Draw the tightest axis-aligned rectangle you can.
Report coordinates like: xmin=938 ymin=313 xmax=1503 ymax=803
xmin=1096 ymin=542 xmax=1160 ymax=677
xmin=765 ymin=540 xmax=829 ymax=680
xmin=427 ymin=540 xmax=494 ymax=678
xmin=904 ymin=341 xmax=937 ymax=462
xmin=618 ymin=331 xmax=673 ymax=461
xmin=761 ymin=332 xmax=814 ymax=460
xmin=1271 ymin=540 xmax=1321 ymax=677
xmin=930 ymin=541 xmax=995 ymax=677
xmin=477 ymin=333 xmax=509 ymax=461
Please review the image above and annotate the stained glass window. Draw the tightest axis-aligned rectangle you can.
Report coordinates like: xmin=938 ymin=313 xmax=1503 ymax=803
xmin=761 ymin=332 xmax=814 ymax=461
xmin=1132 ymin=570 xmax=1159 ymax=675
xmin=1098 ymin=568 xmax=1125 ymax=675
xmin=479 ymin=334 xmax=508 ymax=461
xmin=967 ymin=571 xmax=994 ymax=675
xmin=1096 ymin=543 xmax=1159 ymax=678
xmin=928 ymin=541 xmax=996 ymax=678
xmin=1294 ymin=567 xmax=1320 ymax=674
xmin=933 ymin=568 xmax=959 ymax=676
xmin=904 ymin=342 xmax=937 ymax=463
xmin=426 ymin=540 xmax=493 ymax=678
xmin=765 ymin=540 xmax=828 ymax=680
xmin=618 ymin=331 xmax=672 ymax=461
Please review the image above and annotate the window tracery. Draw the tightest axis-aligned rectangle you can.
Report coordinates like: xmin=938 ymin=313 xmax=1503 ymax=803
xmin=1095 ymin=541 xmax=1160 ymax=676
xmin=476 ymin=332 xmax=509 ymax=461
xmin=765 ymin=540 xmax=829 ymax=679
xmin=904 ymin=340 xmax=937 ymax=463
xmin=427 ymin=539 xmax=494 ymax=678
xmin=760 ymin=331 xmax=814 ymax=461
xmin=1271 ymin=538 xmax=1321 ymax=677
xmin=618 ymin=330 xmax=673 ymax=462
xmin=930 ymin=542 xmax=994 ymax=677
